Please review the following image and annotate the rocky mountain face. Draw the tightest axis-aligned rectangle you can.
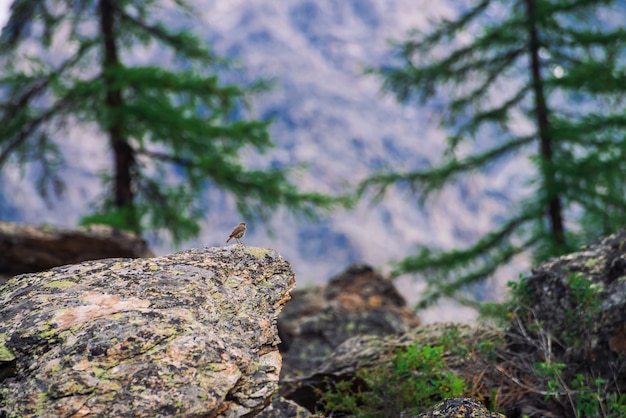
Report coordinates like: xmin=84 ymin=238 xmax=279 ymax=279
xmin=0 ymin=1 xmax=528 ymax=318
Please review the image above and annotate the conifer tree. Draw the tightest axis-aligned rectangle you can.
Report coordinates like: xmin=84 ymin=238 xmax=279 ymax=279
xmin=0 ymin=0 xmax=343 ymax=244
xmin=360 ymin=0 xmax=626 ymax=308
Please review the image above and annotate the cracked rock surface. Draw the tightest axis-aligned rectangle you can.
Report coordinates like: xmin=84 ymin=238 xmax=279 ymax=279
xmin=0 ymin=245 xmax=294 ymax=417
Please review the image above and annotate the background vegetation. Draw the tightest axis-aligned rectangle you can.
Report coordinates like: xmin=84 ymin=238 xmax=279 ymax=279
xmin=360 ymin=0 xmax=626 ymax=308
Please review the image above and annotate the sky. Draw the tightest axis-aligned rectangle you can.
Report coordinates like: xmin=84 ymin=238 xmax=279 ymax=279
xmin=0 ymin=0 xmax=11 ymax=31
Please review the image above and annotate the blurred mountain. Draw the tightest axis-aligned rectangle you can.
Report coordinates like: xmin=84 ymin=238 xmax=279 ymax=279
xmin=0 ymin=0 xmax=531 ymax=321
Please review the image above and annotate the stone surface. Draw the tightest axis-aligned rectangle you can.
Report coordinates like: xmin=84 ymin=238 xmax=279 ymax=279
xmin=279 ymin=263 xmax=420 ymax=380
xmin=256 ymin=397 xmax=319 ymax=418
xmin=0 ymin=221 xmax=153 ymax=281
xmin=415 ymin=398 xmax=505 ymax=418
xmin=0 ymin=245 xmax=294 ymax=417
xmin=502 ymin=227 xmax=626 ymax=416
xmin=521 ymin=228 xmax=626 ymax=360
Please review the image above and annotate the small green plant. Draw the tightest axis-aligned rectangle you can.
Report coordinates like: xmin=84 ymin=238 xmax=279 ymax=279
xmin=317 ymin=344 xmax=466 ymax=417
xmin=571 ymin=374 xmax=626 ymax=418
xmin=562 ymin=273 xmax=602 ymax=347
xmin=510 ymin=272 xmax=626 ymax=417
xmin=533 ymin=370 xmax=626 ymax=418
xmin=534 ymin=360 xmax=569 ymax=401
xmin=439 ymin=327 xmax=468 ymax=358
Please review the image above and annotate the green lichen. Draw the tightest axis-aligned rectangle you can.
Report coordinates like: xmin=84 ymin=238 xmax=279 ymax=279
xmin=43 ymin=280 xmax=77 ymax=289
xmin=48 ymin=362 xmax=62 ymax=375
xmin=92 ymin=367 xmax=107 ymax=378
xmin=39 ymin=321 xmax=58 ymax=340
xmin=245 ymin=247 xmax=272 ymax=258
xmin=0 ymin=334 xmax=15 ymax=361
xmin=584 ymin=258 xmax=600 ymax=269
xmin=34 ymin=392 xmax=49 ymax=416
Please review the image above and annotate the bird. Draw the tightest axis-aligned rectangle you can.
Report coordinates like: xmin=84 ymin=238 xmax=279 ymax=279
xmin=226 ymin=222 xmax=247 ymax=244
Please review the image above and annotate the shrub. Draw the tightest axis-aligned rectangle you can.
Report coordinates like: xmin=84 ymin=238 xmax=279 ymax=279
xmin=317 ymin=344 xmax=465 ymax=417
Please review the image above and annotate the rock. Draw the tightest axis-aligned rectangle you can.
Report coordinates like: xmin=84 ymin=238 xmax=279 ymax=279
xmin=415 ymin=397 xmax=505 ymax=418
xmin=282 ymin=323 xmax=503 ymax=413
xmin=503 ymin=227 xmax=626 ymax=416
xmin=518 ymin=228 xmax=626 ymax=360
xmin=0 ymin=246 xmax=294 ymax=417
xmin=279 ymin=263 xmax=420 ymax=380
xmin=256 ymin=397 xmax=319 ymax=418
xmin=0 ymin=221 xmax=154 ymax=282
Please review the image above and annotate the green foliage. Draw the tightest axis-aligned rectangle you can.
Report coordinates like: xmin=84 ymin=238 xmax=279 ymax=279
xmin=561 ymin=273 xmax=602 ymax=347
xmin=511 ymin=272 xmax=602 ymax=348
xmin=509 ymin=272 xmax=625 ymax=417
xmin=0 ymin=0 xmax=347 ymax=244
xmin=359 ymin=0 xmax=626 ymax=308
xmin=532 ymin=360 xmax=626 ymax=418
xmin=317 ymin=344 xmax=466 ymax=417
xmin=571 ymin=375 xmax=626 ymax=418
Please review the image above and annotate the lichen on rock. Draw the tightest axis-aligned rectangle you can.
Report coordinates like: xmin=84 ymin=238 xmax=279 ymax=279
xmin=0 ymin=246 xmax=294 ymax=417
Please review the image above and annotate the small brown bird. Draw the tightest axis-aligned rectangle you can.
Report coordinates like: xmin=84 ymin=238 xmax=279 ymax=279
xmin=226 ymin=222 xmax=247 ymax=244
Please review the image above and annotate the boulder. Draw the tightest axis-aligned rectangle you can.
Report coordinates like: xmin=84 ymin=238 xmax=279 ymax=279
xmin=0 ymin=221 xmax=153 ymax=282
xmin=516 ymin=227 xmax=626 ymax=361
xmin=0 ymin=246 xmax=294 ymax=417
xmin=503 ymin=227 xmax=626 ymax=416
xmin=278 ymin=263 xmax=420 ymax=380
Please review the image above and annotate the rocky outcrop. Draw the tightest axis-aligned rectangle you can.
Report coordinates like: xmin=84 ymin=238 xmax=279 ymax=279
xmin=502 ymin=227 xmax=626 ymax=416
xmin=278 ymin=263 xmax=420 ymax=380
xmin=0 ymin=245 xmax=293 ymax=417
xmin=0 ymin=221 xmax=153 ymax=281
xmin=518 ymin=228 xmax=626 ymax=360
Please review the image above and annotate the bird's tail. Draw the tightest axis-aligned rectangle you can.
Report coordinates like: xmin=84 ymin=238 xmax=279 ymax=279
xmin=226 ymin=237 xmax=233 ymax=243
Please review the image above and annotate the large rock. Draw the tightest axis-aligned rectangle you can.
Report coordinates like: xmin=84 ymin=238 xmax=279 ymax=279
xmin=279 ymin=263 xmax=420 ymax=380
xmin=503 ymin=227 xmax=626 ymax=416
xmin=519 ymin=228 xmax=626 ymax=360
xmin=0 ymin=221 xmax=153 ymax=281
xmin=0 ymin=246 xmax=294 ymax=417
